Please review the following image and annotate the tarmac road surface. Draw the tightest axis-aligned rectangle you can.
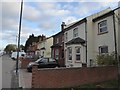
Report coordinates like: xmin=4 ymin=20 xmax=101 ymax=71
xmin=2 ymin=55 xmax=18 ymax=89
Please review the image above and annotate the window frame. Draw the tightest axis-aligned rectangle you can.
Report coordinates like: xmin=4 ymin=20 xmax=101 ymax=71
xmin=56 ymin=38 xmax=59 ymax=44
xmin=73 ymin=28 xmax=78 ymax=38
xmin=65 ymin=32 xmax=68 ymax=42
xmin=67 ymin=47 xmax=72 ymax=61
xmin=99 ymin=46 xmax=108 ymax=54
xmin=75 ymin=47 xmax=81 ymax=62
xmin=55 ymin=49 xmax=59 ymax=60
xmin=98 ymin=20 xmax=108 ymax=35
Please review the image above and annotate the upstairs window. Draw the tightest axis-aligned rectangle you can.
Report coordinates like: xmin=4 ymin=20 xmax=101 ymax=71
xmin=65 ymin=32 xmax=68 ymax=42
xmin=99 ymin=46 xmax=108 ymax=54
xmin=73 ymin=28 xmax=78 ymax=38
xmin=98 ymin=20 xmax=107 ymax=34
xmin=55 ymin=49 xmax=59 ymax=60
xmin=56 ymin=38 xmax=59 ymax=44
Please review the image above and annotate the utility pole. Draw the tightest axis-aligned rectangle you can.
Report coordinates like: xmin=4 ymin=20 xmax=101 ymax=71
xmin=16 ymin=0 xmax=23 ymax=74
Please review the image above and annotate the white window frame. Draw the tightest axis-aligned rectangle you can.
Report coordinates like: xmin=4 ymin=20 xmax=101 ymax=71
xmin=67 ymin=47 xmax=72 ymax=61
xmin=55 ymin=49 xmax=59 ymax=60
xmin=73 ymin=28 xmax=78 ymax=38
xmin=65 ymin=32 xmax=68 ymax=42
xmin=99 ymin=46 xmax=108 ymax=54
xmin=75 ymin=47 xmax=81 ymax=62
xmin=56 ymin=38 xmax=59 ymax=44
xmin=98 ymin=20 xmax=107 ymax=34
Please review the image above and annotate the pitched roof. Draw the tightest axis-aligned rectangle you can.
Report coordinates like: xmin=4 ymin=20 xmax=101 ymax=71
xmin=64 ymin=18 xmax=87 ymax=31
xmin=92 ymin=10 xmax=114 ymax=22
xmin=66 ymin=37 xmax=85 ymax=45
xmin=51 ymin=44 xmax=62 ymax=48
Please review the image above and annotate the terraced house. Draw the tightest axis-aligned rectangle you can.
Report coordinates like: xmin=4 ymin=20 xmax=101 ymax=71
xmin=64 ymin=7 xmax=120 ymax=67
xmin=37 ymin=36 xmax=53 ymax=58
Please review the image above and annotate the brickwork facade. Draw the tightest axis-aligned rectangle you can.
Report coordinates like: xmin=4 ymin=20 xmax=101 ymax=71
xmin=32 ymin=66 xmax=117 ymax=88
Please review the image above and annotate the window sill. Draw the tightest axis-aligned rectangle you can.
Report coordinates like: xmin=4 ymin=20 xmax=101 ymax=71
xmin=75 ymin=61 xmax=82 ymax=63
xmin=67 ymin=60 xmax=72 ymax=63
xmin=98 ymin=31 xmax=108 ymax=35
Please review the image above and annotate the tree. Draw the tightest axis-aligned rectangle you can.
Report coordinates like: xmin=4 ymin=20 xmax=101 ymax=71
xmin=4 ymin=44 xmax=17 ymax=54
xmin=20 ymin=45 xmax=25 ymax=50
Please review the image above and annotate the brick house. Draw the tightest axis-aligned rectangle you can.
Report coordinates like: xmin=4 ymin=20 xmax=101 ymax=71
xmin=25 ymin=34 xmax=46 ymax=56
xmin=51 ymin=22 xmax=66 ymax=67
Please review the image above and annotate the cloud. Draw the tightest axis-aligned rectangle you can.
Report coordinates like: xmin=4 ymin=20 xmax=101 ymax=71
xmin=23 ymin=4 xmax=41 ymax=22
xmin=2 ymin=18 xmax=19 ymax=31
xmin=1 ymin=1 xmax=119 ymax=49
xmin=62 ymin=16 xmax=78 ymax=24
xmin=2 ymin=2 xmax=20 ymax=18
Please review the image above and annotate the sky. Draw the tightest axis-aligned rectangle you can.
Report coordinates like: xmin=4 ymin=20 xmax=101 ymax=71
xmin=1 ymin=0 xmax=120 ymax=50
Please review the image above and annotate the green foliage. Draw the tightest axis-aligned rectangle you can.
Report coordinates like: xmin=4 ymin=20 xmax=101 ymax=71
xmin=20 ymin=45 xmax=25 ymax=50
xmin=4 ymin=44 xmax=17 ymax=54
xmin=96 ymin=53 xmax=117 ymax=66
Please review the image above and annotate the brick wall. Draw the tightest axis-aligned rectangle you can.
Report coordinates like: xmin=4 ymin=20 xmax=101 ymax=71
xmin=20 ymin=58 xmax=33 ymax=69
xmin=32 ymin=66 xmax=117 ymax=88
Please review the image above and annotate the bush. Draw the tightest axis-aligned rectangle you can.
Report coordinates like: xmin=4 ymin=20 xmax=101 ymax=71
xmin=96 ymin=53 xmax=117 ymax=66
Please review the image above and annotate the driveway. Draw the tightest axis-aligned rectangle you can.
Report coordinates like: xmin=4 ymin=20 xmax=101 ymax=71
xmin=19 ymin=69 xmax=32 ymax=88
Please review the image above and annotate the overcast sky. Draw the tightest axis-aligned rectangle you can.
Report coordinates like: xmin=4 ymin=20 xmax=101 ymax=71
xmin=1 ymin=0 xmax=120 ymax=50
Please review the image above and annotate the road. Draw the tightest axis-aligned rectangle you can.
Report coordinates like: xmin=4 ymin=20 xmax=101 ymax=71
xmin=1 ymin=55 xmax=18 ymax=89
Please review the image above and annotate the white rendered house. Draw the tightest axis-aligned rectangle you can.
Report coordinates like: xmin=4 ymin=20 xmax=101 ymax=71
xmin=38 ymin=36 xmax=53 ymax=58
xmin=64 ymin=7 xmax=120 ymax=67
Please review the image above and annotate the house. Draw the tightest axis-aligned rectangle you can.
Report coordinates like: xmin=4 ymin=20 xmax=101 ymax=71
xmin=37 ymin=36 xmax=53 ymax=58
xmin=87 ymin=7 xmax=120 ymax=66
xmin=24 ymin=34 xmax=46 ymax=56
xmin=51 ymin=22 xmax=65 ymax=66
xmin=63 ymin=7 xmax=120 ymax=67
xmin=35 ymin=35 xmax=46 ymax=56
xmin=64 ymin=18 xmax=87 ymax=67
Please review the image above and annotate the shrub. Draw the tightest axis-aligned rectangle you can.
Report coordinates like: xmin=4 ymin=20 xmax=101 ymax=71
xmin=96 ymin=53 xmax=117 ymax=66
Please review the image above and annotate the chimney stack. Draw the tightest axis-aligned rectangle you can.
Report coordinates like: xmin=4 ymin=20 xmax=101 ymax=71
xmin=61 ymin=22 xmax=66 ymax=31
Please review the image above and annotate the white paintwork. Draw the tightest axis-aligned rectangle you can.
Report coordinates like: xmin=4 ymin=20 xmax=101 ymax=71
xmin=66 ymin=44 xmax=86 ymax=67
xmin=64 ymin=22 xmax=86 ymax=67
xmin=65 ymin=8 xmax=120 ymax=67
xmin=11 ymin=51 xmax=26 ymax=59
xmin=38 ymin=37 xmax=53 ymax=57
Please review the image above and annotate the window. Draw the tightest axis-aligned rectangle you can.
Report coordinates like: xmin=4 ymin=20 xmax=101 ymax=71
xmin=65 ymin=32 xmax=68 ymax=42
xmin=68 ymin=47 xmax=72 ymax=60
xmin=42 ymin=51 xmax=44 ymax=57
xmin=75 ymin=47 xmax=81 ymax=61
xmin=99 ymin=46 xmax=108 ymax=54
xmin=55 ymin=49 xmax=59 ymax=60
xmin=98 ymin=20 xmax=107 ymax=34
xmin=51 ymin=49 xmax=54 ymax=58
xmin=56 ymin=38 xmax=59 ymax=43
xmin=73 ymin=28 xmax=78 ymax=38
xmin=62 ymin=36 xmax=64 ymax=42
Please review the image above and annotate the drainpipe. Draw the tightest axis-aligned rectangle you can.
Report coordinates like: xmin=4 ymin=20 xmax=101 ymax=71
xmin=113 ymin=11 xmax=120 ymax=89
xmin=85 ymin=19 xmax=87 ymax=66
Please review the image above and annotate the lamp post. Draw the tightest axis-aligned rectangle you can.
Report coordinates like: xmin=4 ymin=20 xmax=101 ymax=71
xmin=16 ymin=0 xmax=23 ymax=74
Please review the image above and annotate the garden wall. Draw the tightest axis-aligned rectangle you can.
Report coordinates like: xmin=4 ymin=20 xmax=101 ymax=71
xmin=32 ymin=66 xmax=117 ymax=88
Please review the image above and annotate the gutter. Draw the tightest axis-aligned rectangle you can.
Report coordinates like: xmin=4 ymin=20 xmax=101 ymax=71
xmin=85 ymin=20 xmax=87 ymax=66
xmin=113 ymin=11 xmax=120 ymax=89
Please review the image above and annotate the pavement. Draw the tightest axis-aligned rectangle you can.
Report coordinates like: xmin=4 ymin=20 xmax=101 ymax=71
xmin=19 ymin=69 xmax=32 ymax=88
